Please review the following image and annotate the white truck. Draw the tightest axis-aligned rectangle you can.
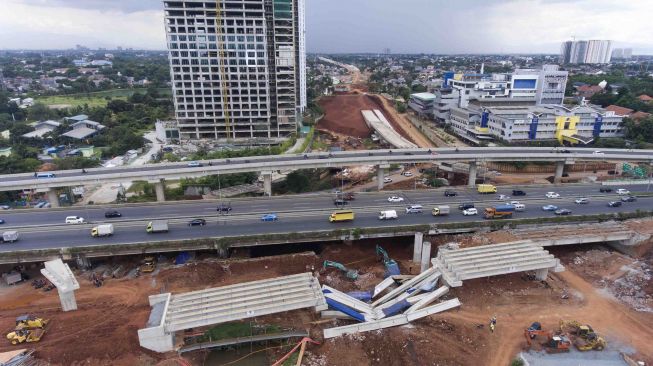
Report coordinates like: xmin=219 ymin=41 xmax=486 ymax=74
xmin=378 ymin=210 xmax=398 ymax=220
xmin=91 ymin=224 xmax=114 ymax=237
xmin=1 ymin=231 xmax=19 ymax=243
xmin=431 ymin=205 xmax=450 ymax=216
xmin=146 ymin=220 xmax=169 ymax=233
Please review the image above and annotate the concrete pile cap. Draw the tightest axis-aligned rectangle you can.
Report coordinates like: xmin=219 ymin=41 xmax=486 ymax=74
xmin=40 ymin=258 xmax=80 ymax=292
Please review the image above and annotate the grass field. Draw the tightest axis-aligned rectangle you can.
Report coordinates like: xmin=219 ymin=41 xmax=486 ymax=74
xmin=36 ymin=88 xmax=172 ymax=108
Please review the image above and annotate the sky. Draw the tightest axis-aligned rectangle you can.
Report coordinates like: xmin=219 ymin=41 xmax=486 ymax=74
xmin=1 ymin=0 xmax=652 ymax=54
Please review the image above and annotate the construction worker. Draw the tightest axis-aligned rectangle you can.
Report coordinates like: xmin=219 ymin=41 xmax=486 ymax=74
xmin=490 ymin=316 xmax=497 ymax=333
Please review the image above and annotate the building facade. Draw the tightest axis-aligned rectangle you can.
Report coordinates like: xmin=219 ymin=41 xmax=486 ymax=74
xmin=163 ymin=0 xmax=306 ymax=141
xmin=560 ymin=40 xmax=612 ymax=64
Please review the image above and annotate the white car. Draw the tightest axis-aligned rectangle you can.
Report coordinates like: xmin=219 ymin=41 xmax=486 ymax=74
xmin=383 ymin=177 xmax=393 ymax=183
xmin=509 ymin=201 xmax=521 ymax=206
xmin=402 ymin=171 xmax=413 ymax=177
xmin=65 ymin=216 xmax=85 ymax=224
xmin=616 ymin=188 xmax=630 ymax=195
xmin=462 ymin=208 xmax=478 ymax=216
xmin=498 ymin=194 xmax=510 ymax=200
xmin=387 ymin=196 xmax=404 ymax=203
xmin=545 ymin=192 xmax=560 ymax=199
xmin=592 ymin=150 xmax=604 ymax=155
xmin=575 ymin=197 xmax=590 ymax=204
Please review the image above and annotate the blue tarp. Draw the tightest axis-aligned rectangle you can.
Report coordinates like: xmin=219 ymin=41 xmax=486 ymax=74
xmin=382 ymin=299 xmax=411 ymax=317
xmin=175 ymin=251 xmax=191 ymax=265
xmin=346 ymin=291 xmax=372 ymax=302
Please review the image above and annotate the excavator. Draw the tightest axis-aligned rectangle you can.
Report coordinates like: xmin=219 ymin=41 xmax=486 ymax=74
xmin=141 ymin=256 xmax=156 ymax=273
xmin=14 ymin=315 xmax=48 ymax=330
xmin=524 ymin=322 xmax=571 ymax=353
xmin=7 ymin=315 xmax=49 ymax=345
xmin=376 ymin=245 xmax=400 ymax=277
xmin=559 ymin=320 xmax=607 ymax=351
xmin=323 ymin=260 xmax=358 ymax=280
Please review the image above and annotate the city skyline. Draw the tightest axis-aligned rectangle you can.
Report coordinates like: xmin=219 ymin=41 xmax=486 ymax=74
xmin=1 ymin=0 xmax=653 ymax=54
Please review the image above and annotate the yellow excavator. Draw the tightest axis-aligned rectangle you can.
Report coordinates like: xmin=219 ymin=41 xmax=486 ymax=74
xmin=559 ymin=320 xmax=607 ymax=351
xmin=7 ymin=315 xmax=49 ymax=345
xmin=141 ymin=256 xmax=156 ymax=273
xmin=14 ymin=315 xmax=48 ymax=330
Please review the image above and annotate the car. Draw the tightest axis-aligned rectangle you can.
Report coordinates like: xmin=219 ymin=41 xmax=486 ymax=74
xmin=545 ymin=192 xmax=560 ymax=199
xmin=458 ymin=203 xmax=475 ymax=210
xmin=599 ymin=187 xmax=613 ymax=193
xmin=261 ymin=213 xmax=278 ymax=222
xmin=334 ymin=199 xmax=349 ymax=206
xmin=187 ymin=161 xmax=203 ymax=167
xmin=405 ymin=205 xmax=423 ymax=214
xmin=616 ymin=188 xmax=630 ymax=195
xmin=332 ymin=189 xmax=342 ymax=195
xmin=0 ymin=205 xmax=10 ymax=210
xmin=509 ymin=201 xmax=521 ymax=206
xmin=0 ymin=219 xmax=4 ymax=224
xmin=462 ymin=208 xmax=478 ymax=216
xmin=555 ymin=208 xmax=572 ymax=215
xmin=607 ymin=201 xmax=622 ymax=207
xmin=542 ymin=205 xmax=558 ymax=211
xmin=621 ymin=195 xmax=637 ymax=202
xmin=560 ymin=149 xmax=571 ymax=154
xmin=574 ymin=197 xmax=589 ymax=204
xmin=36 ymin=172 xmax=56 ymax=179
xmin=498 ymin=194 xmax=511 ymax=200
xmin=104 ymin=210 xmax=122 ymax=218
xmin=65 ymin=216 xmax=85 ymax=224
xmin=444 ymin=190 xmax=457 ymax=197
xmin=512 ymin=190 xmax=526 ymax=196
xmin=402 ymin=171 xmax=413 ymax=177
xmin=217 ymin=203 xmax=233 ymax=212
xmin=188 ymin=218 xmax=206 ymax=226
xmin=387 ymin=196 xmax=404 ymax=203
xmin=592 ymin=150 xmax=604 ymax=155
xmin=383 ymin=177 xmax=393 ymax=183
xmin=338 ymin=192 xmax=355 ymax=201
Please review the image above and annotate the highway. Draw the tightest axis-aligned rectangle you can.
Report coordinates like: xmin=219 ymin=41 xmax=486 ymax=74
xmin=0 ymin=183 xmax=650 ymax=253
xmin=1 ymin=147 xmax=652 ymax=191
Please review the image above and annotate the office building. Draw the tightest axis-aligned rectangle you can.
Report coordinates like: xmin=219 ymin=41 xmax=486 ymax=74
xmin=612 ymin=48 xmax=633 ymax=60
xmin=560 ymin=40 xmax=612 ymax=64
xmin=163 ymin=0 xmax=306 ymax=141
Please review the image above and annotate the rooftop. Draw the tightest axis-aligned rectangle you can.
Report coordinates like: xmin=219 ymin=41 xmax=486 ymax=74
xmin=605 ymin=105 xmax=634 ymax=116
xmin=410 ymin=92 xmax=437 ymax=101
xmin=61 ymin=127 xmax=101 ymax=139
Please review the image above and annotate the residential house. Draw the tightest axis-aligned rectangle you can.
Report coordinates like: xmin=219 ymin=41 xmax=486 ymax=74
xmin=22 ymin=120 xmax=61 ymax=139
xmin=90 ymin=60 xmax=113 ymax=67
xmin=630 ymin=111 xmax=651 ymax=122
xmin=637 ymin=94 xmax=652 ymax=103
xmin=64 ymin=114 xmax=89 ymax=123
xmin=605 ymin=105 xmax=634 ymax=117
xmin=61 ymin=120 xmax=106 ymax=140
xmin=576 ymin=85 xmax=603 ymax=99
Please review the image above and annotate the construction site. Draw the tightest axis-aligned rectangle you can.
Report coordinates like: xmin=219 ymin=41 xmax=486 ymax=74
xmin=0 ymin=215 xmax=652 ymax=366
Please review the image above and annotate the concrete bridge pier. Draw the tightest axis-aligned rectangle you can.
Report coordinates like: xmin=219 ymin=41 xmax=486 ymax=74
xmin=413 ymin=232 xmax=424 ymax=262
xmin=554 ymin=161 xmax=565 ymax=185
xmin=535 ymin=268 xmax=549 ymax=281
xmin=377 ymin=164 xmax=390 ymax=191
xmin=467 ymin=161 xmax=478 ymax=188
xmin=46 ymin=188 xmax=60 ymax=208
xmin=154 ymin=180 xmax=166 ymax=202
xmin=262 ymin=171 xmax=272 ymax=196
xmin=420 ymin=241 xmax=432 ymax=273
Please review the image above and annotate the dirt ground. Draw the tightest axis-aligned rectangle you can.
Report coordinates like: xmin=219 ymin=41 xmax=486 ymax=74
xmin=1 ymin=233 xmax=652 ymax=366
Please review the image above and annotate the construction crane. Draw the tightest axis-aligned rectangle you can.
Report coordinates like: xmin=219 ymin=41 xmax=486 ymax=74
xmin=214 ymin=0 xmax=231 ymax=140
xmin=524 ymin=322 xmax=571 ymax=353
xmin=376 ymin=245 xmax=400 ymax=277
xmin=323 ymin=260 xmax=358 ymax=280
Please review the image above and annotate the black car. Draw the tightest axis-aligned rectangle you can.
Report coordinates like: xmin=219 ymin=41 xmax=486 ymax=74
xmin=607 ymin=201 xmax=622 ymax=207
xmin=188 ymin=218 xmax=206 ymax=226
xmin=458 ymin=203 xmax=475 ymax=210
xmin=555 ymin=208 xmax=572 ymax=216
xmin=444 ymin=190 xmax=457 ymax=197
xmin=217 ymin=203 xmax=233 ymax=212
xmin=512 ymin=190 xmax=526 ymax=196
xmin=621 ymin=196 xmax=637 ymax=202
xmin=333 ymin=199 xmax=349 ymax=206
xmin=104 ymin=210 xmax=122 ymax=218
xmin=599 ymin=187 xmax=613 ymax=193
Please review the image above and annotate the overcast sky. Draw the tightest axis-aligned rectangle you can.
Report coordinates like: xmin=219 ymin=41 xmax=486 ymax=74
xmin=1 ymin=0 xmax=652 ymax=54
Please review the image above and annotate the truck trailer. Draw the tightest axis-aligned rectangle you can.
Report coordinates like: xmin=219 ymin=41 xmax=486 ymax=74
xmin=484 ymin=204 xmax=515 ymax=219
xmin=477 ymin=184 xmax=497 ymax=194
xmin=91 ymin=224 xmax=114 ymax=237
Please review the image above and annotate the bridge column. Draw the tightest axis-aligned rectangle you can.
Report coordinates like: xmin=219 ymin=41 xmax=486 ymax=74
xmin=46 ymin=188 xmax=60 ymax=208
xmin=420 ymin=241 xmax=432 ymax=273
xmin=377 ymin=164 xmax=390 ymax=191
xmin=554 ymin=161 xmax=565 ymax=185
xmin=154 ymin=180 xmax=166 ymax=202
xmin=535 ymin=268 xmax=549 ymax=281
xmin=262 ymin=171 xmax=272 ymax=197
xmin=412 ymin=232 xmax=424 ymax=262
xmin=467 ymin=161 xmax=477 ymax=188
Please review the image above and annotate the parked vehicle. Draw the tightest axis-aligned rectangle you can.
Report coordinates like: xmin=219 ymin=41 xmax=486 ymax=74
xmin=444 ymin=190 xmax=457 ymax=197
xmin=462 ymin=208 xmax=478 ymax=216
xmin=1 ymin=231 xmax=19 ymax=243
xmin=484 ymin=205 xmax=515 ymax=219
xmin=146 ymin=220 xmax=169 ymax=233
xmin=512 ymin=190 xmax=527 ymax=196
xmin=188 ymin=218 xmax=206 ymax=226
xmin=458 ymin=203 xmax=475 ymax=210
xmin=431 ymin=205 xmax=450 ymax=216
xmin=329 ymin=210 xmax=354 ymax=223
xmin=387 ymin=196 xmax=404 ymax=203
xmin=574 ymin=198 xmax=590 ymax=204
xmin=65 ymin=216 xmax=85 ymax=224
xmin=378 ymin=210 xmax=398 ymax=220
xmin=621 ymin=195 xmax=637 ymax=202
xmin=261 ymin=213 xmax=278 ymax=222
xmin=104 ymin=210 xmax=122 ymax=218
xmin=546 ymin=192 xmax=560 ymax=199
xmin=91 ymin=224 xmax=114 ymax=237
xmin=405 ymin=205 xmax=423 ymax=214
xmin=555 ymin=209 xmax=572 ymax=216
xmin=477 ymin=184 xmax=497 ymax=194
xmin=542 ymin=205 xmax=558 ymax=211
xmin=616 ymin=189 xmax=630 ymax=195
xmin=607 ymin=201 xmax=622 ymax=207
xmin=599 ymin=187 xmax=613 ymax=193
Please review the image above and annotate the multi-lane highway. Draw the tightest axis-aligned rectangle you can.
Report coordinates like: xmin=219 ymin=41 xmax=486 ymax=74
xmin=1 ymin=147 xmax=652 ymax=191
xmin=0 ymin=183 xmax=650 ymax=252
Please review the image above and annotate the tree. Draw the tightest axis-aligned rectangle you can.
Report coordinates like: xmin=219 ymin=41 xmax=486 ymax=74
xmin=27 ymin=103 xmax=58 ymax=121
xmin=285 ymin=171 xmax=310 ymax=193
xmin=107 ymin=99 xmax=134 ymax=113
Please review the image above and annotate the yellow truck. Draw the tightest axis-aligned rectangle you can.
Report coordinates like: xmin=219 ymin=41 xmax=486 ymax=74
xmin=329 ymin=210 xmax=355 ymax=223
xmin=477 ymin=184 xmax=497 ymax=194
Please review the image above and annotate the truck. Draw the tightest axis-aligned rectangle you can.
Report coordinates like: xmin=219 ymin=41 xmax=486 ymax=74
xmin=329 ymin=210 xmax=354 ymax=223
xmin=140 ymin=256 xmax=156 ymax=273
xmin=1 ymin=231 xmax=19 ymax=243
xmin=484 ymin=204 xmax=515 ymax=219
xmin=431 ymin=205 xmax=450 ymax=216
xmin=378 ymin=210 xmax=398 ymax=220
xmin=146 ymin=220 xmax=169 ymax=233
xmin=477 ymin=184 xmax=497 ymax=194
xmin=91 ymin=224 xmax=114 ymax=237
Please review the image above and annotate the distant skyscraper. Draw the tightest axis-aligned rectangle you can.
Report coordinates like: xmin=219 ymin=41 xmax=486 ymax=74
xmin=163 ymin=0 xmax=306 ymax=141
xmin=560 ymin=40 xmax=612 ymax=64
xmin=612 ymin=48 xmax=633 ymax=60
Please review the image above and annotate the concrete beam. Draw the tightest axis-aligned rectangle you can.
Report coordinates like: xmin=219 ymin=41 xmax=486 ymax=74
xmin=154 ymin=180 xmax=165 ymax=202
xmin=405 ymin=286 xmax=449 ymax=314
xmin=46 ymin=188 xmax=60 ymax=208
xmin=372 ymin=267 xmax=439 ymax=307
xmin=467 ymin=161 xmax=477 ymax=188
xmin=405 ymin=298 xmax=461 ymax=322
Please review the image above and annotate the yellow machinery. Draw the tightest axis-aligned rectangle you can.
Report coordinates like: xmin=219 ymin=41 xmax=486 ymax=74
xmin=14 ymin=315 xmax=48 ymax=330
xmin=141 ymin=256 xmax=156 ymax=273
xmin=559 ymin=320 xmax=607 ymax=351
xmin=7 ymin=329 xmax=45 ymax=345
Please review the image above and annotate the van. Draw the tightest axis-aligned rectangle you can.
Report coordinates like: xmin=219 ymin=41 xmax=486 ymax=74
xmin=36 ymin=172 xmax=56 ymax=179
xmin=405 ymin=205 xmax=423 ymax=214
xmin=379 ymin=210 xmax=398 ymax=220
xmin=477 ymin=184 xmax=497 ymax=194
xmin=329 ymin=210 xmax=354 ymax=223
xmin=65 ymin=216 xmax=85 ymax=224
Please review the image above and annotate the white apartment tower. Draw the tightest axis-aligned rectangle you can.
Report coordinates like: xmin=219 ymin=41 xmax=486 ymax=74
xmin=163 ymin=0 xmax=307 ymax=141
xmin=560 ymin=40 xmax=612 ymax=64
